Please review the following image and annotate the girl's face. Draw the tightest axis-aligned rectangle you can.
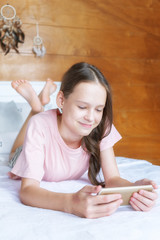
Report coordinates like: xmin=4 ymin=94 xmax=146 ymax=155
xmin=58 ymin=81 xmax=107 ymax=141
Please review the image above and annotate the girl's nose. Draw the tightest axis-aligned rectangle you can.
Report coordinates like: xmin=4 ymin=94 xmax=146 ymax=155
xmin=84 ymin=110 xmax=94 ymax=122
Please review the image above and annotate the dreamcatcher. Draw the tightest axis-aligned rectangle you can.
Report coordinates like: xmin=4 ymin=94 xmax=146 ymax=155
xmin=32 ymin=23 xmax=46 ymax=57
xmin=0 ymin=4 xmax=25 ymax=55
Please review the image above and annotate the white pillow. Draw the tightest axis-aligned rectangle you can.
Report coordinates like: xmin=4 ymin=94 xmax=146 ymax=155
xmin=0 ymin=101 xmax=22 ymax=154
xmin=15 ymin=102 xmax=31 ymax=122
xmin=0 ymin=101 xmax=23 ymax=132
xmin=0 ymin=81 xmax=60 ymax=156
xmin=0 ymin=131 xmax=18 ymax=154
xmin=0 ymin=99 xmax=57 ymax=155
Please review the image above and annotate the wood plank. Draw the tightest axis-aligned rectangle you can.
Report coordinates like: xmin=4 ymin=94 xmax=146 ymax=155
xmin=82 ymin=58 xmax=160 ymax=85
xmin=93 ymin=0 xmax=158 ymax=8
xmin=1 ymin=24 xmax=160 ymax=59
xmin=152 ymin=0 xmax=160 ymax=8
xmin=95 ymin=4 xmax=160 ymax=35
xmin=112 ymin=85 xmax=160 ymax=111
xmin=0 ymin=55 xmax=69 ymax=82
xmin=114 ymin=111 xmax=160 ymax=136
xmin=0 ymin=55 xmax=105 ymax=81
xmin=1 ymin=0 xmax=160 ymax=32
xmin=114 ymin=136 xmax=160 ymax=165
xmin=0 ymin=55 xmax=160 ymax=85
xmin=102 ymin=58 xmax=160 ymax=85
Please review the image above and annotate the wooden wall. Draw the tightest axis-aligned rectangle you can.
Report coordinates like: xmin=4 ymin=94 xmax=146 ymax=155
xmin=0 ymin=0 xmax=160 ymax=164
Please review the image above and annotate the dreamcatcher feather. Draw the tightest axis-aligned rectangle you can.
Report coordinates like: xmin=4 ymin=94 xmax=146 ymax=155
xmin=0 ymin=4 xmax=25 ymax=55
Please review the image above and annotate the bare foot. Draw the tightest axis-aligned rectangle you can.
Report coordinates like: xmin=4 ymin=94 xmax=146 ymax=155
xmin=39 ymin=78 xmax=57 ymax=106
xmin=11 ymin=80 xmax=42 ymax=113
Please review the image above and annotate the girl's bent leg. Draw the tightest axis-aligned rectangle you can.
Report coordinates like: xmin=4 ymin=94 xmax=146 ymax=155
xmin=10 ymin=79 xmax=57 ymax=155
xmin=10 ymin=80 xmax=43 ymax=154
xmin=10 ymin=111 xmax=38 ymax=154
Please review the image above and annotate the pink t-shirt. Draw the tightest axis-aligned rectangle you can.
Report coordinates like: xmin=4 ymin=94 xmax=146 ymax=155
xmin=10 ymin=109 xmax=122 ymax=182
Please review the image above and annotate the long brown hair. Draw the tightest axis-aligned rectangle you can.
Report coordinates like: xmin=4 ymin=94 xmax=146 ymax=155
xmin=60 ymin=62 xmax=113 ymax=186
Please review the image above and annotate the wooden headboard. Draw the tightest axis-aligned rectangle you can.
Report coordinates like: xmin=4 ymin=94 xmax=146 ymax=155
xmin=0 ymin=0 xmax=159 ymax=165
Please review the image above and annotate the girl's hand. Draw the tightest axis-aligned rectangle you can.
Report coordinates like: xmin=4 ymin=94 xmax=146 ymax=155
xmin=130 ymin=178 xmax=158 ymax=211
xmin=70 ymin=185 xmax=123 ymax=219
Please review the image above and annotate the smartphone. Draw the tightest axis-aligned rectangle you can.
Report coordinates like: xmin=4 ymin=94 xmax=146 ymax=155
xmin=98 ymin=185 xmax=153 ymax=205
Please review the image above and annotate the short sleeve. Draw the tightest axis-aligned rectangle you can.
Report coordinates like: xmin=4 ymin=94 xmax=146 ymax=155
xmin=100 ymin=124 xmax=122 ymax=152
xmin=11 ymin=115 xmax=45 ymax=181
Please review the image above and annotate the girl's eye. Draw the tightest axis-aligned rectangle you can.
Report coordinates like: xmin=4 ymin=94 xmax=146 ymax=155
xmin=96 ymin=109 xmax=103 ymax=112
xmin=78 ymin=106 xmax=86 ymax=109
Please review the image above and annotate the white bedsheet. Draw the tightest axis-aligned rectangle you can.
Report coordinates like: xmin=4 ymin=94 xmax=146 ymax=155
xmin=0 ymin=155 xmax=160 ymax=240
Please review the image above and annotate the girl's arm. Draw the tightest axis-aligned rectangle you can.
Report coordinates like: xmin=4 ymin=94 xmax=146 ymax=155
xmin=20 ymin=178 xmax=72 ymax=212
xmin=20 ymin=178 xmax=122 ymax=218
xmin=101 ymin=147 xmax=134 ymax=187
xmin=100 ymin=147 xmax=158 ymax=211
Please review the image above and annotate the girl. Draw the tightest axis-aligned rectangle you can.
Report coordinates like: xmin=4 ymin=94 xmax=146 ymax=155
xmin=9 ymin=62 xmax=158 ymax=219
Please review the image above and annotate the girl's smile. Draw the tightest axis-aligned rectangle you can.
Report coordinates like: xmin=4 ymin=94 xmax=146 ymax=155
xmin=78 ymin=122 xmax=93 ymax=129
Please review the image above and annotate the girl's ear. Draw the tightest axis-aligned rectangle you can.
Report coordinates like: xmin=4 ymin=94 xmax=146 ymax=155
xmin=56 ymin=91 xmax=65 ymax=108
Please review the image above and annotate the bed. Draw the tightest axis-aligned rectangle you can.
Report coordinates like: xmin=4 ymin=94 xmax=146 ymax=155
xmin=0 ymin=81 xmax=160 ymax=240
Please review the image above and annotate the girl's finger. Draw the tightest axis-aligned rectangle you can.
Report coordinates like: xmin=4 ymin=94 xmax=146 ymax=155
xmin=82 ymin=185 xmax=102 ymax=194
xmin=92 ymin=193 xmax=122 ymax=205
xmin=148 ymin=180 xmax=159 ymax=189
xmin=139 ymin=189 xmax=158 ymax=201
xmin=88 ymin=198 xmax=123 ymax=218
xmin=130 ymin=193 xmax=154 ymax=211
xmin=130 ymin=200 xmax=141 ymax=211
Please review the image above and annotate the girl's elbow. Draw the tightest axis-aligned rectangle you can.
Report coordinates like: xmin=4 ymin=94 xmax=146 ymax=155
xmin=19 ymin=186 xmax=32 ymax=206
xmin=20 ymin=187 xmax=28 ymax=205
xmin=20 ymin=178 xmax=40 ymax=205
